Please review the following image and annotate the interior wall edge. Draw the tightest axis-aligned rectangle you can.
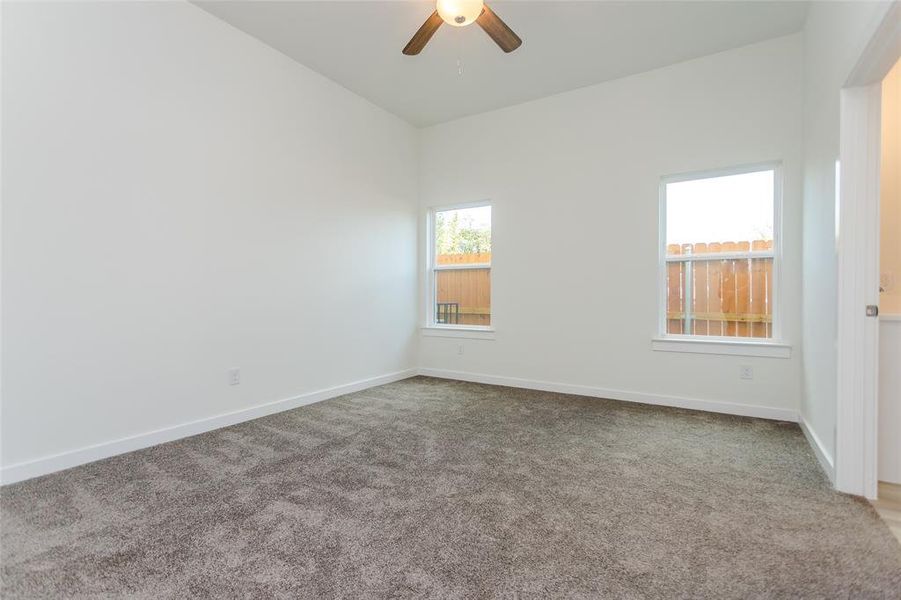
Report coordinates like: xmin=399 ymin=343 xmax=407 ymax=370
xmin=800 ymin=413 xmax=836 ymax=483
xmin=417 ymin=368 xmax=799 ymax=423
xmin=797 ymin=0 xmax=894 ymax=472
xmin=0 ymin=368 xmax=419 ymax=487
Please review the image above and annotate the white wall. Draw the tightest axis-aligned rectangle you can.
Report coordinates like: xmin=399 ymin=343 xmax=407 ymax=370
xmin=418 ymin=35 xmax=804 ymax=417
xmin=799 ymin=0 xmax=894 ymax=465
xmin=0 ymin=1 xmax=419 ymax=476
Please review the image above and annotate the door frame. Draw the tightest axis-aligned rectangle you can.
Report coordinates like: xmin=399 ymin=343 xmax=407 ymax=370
xmin=835 ymin=4 xmax=900 ymax=499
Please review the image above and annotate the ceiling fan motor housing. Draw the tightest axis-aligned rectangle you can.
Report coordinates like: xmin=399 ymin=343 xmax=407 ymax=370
xmin=437 ymin=0 xmax=484 ymax=27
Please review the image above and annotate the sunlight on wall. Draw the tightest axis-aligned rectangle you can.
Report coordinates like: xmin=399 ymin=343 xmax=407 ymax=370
xmin=881 ymin=58 xmax=901 ymax=314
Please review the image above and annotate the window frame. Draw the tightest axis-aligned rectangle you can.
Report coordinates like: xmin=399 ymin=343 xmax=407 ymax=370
xmin=655 ymin=162 xmax=788 ymax=356
xmin=424 ymin=200 xmax=494 ymax=334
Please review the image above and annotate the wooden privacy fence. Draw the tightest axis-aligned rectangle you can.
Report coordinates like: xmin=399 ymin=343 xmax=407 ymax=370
xmin=436 ymin=253 xmax=491 ymax=326
xmin=435 ymin=242 xmax=773 ymax=336
xmin=666 ymin=240 xmax=774 ymax=338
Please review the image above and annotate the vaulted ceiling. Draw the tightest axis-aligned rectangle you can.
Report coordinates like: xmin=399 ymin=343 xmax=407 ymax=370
xmin=195 ymin=1 xmax=809 ymax=127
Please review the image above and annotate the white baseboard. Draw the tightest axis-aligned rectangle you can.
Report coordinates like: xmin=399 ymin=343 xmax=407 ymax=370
xmin=0 ymin=368 xmax=418 ymax=486
xmin=2 ymin=367 xmax=804 ymax=486
xmin=800 ymin=415 xmax=836 ymax=483
xmin=417 ymin=368 xmax=799 ymax=422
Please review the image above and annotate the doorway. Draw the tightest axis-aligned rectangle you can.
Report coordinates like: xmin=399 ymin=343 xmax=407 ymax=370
xmin=835 ymin=4 xmax=900 ymax=500
xmin=871 ymin=56 xmax=901 ymax=542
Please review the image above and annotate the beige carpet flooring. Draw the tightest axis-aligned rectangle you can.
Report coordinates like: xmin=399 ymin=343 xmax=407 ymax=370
xmin=2 ymin=376 xmax=900 ymax=598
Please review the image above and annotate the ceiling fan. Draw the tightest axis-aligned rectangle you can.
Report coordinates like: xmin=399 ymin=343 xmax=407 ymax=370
xmin=403 ymin=0 xmax=522 ymax=55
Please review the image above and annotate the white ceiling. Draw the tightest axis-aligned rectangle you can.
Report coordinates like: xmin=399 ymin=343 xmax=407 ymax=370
xmin=195 ymin=1 xmax=809 ymax=127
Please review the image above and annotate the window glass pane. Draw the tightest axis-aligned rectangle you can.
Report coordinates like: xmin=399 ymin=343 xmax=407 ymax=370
xmin=665 ymin=258 xmax=773 ymax=338
xmin=435 ymin=206 xmax=491 ymax=262
xmin=664 ymin=169 xmax=774 ymax=339
xmin=666 ymin=169 xmax=774 ymax=255
xmin=434 ymin=206 xmax=491 ymax=326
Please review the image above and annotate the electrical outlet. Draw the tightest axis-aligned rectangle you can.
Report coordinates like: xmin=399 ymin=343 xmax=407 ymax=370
xmin=739 ymin=366 xmax=754 ymax=380
xmin=228 ymin=368 xmax=240 ymax=386
xmin=457 ymin=344 xmax=464 ymax=356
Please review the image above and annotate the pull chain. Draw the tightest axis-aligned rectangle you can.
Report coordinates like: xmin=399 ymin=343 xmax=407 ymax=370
xmin=455 ymin=29 xmax=465 ymax=78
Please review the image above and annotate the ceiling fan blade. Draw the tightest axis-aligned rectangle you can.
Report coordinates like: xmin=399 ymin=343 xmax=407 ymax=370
xmin=403 ymin=11 xmax=444 ymax=55
xmin=476 ymin=4 xmax=522 ymax=53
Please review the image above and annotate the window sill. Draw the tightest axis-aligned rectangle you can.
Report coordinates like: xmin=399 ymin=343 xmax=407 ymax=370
xmin=651 ymin=336 xmax=791 ymax=358
xmin=421 ymin=326 xmax=496 ymax=340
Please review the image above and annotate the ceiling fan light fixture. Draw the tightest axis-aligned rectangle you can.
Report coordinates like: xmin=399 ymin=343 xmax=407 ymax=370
xmin=403 ymin=0 xmax=521 ymax=55
xmin=436 ymin=0 xmax=484 ymax=27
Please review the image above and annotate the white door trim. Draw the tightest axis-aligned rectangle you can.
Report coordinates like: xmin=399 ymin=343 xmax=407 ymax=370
xmin=835 ymin=4 xmax=899 ymax=499
xmin=836 ymin=84 xmax=881 ymax=498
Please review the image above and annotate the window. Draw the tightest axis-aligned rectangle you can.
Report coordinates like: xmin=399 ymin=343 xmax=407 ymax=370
xmin=660 ymin=165 xmax=780 ymax=341
xmin=428 ymin=203 xmax=491 ymax=329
